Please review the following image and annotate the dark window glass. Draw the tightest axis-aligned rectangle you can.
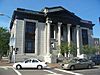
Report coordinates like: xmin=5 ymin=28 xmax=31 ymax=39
xmin=32 ymin=60 xmax=38 ymax=63
xmin=25 ymin=22 xmax=36 ymax=33
xmin=82 ymin=29 xmax=88 ymax=45
xmin=61 ymin=26 xmax=63 ymax=36
xmin=25 ymin=40 xmax=35 ymax=53
xmin=50 ymin=25 xmax=54 ymax=38
xmin=25 ymin=59 xmax=31 ymax=63
xmin=25 ymin=21 xmax=36 ymax=53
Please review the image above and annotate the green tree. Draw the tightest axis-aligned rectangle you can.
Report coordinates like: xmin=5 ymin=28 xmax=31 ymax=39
xmin=60 ymin=42 xmax=77 ymax=57
xmin=81 ymin=45 xmax=96 ymax=55
xmin=69 ymin=42 xmax=77 ymax=56
xmin=60 ymin=42 xmax=69 ymax=56
xmin=0 ymin=27 xmax=10 ymax=60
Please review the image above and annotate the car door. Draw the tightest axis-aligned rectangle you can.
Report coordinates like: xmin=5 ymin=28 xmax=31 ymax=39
xmin=23 ymin=59 xmax=32 ymax=68
xmin=31 ymin=59 xmax=39 ymax=68
xmin=78 ymin=59 xmax=89 ymax=69
xmin=75 ymin=59 xmax=84 ymax=69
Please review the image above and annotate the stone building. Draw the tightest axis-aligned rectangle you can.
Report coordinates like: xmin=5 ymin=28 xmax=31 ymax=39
xmin=9 ymin=6 xmax=94 ymax=63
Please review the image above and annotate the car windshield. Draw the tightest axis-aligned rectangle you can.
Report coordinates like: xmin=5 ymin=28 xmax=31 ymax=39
xmin=24 ymin=59 xmax=31 ymax=63
xmin=38 ymin=59 xmax=42 ymax=62
xmin=68 ymin=59 xmax=78 ymax=63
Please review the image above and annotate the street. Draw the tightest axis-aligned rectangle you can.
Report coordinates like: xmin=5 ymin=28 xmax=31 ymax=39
xmin=0 ymin=66 xmax=100 ymax=75
xmin=0 ymin=66 xmax=17 ymax=75
xmin=0 ymin=66 xmax=74 ymax=75
xmin=73 ymin=66 xmax=100 ymax=75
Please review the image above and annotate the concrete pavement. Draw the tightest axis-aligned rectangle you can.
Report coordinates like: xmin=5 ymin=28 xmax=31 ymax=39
xmin=0 ymin=59 xmax=13 ymax=66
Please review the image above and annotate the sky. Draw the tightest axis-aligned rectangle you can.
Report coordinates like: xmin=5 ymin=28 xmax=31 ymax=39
xmin=0 ymin=0 xmax=100 ymax=38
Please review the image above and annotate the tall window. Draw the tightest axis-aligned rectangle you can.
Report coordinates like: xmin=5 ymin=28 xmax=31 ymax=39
xmin=25 ymin=21 xmax=36 ymax=53
xmin=82 ymin=29 xmax=88 ymax=45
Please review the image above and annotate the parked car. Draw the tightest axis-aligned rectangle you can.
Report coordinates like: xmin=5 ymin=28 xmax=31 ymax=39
xmin=13 ymin=58 xmax=47 ymax=69
xmin=90 ymin=55 xmax=100 ymax=65
xmin=62 ymin=58 xmax=95 ymax=70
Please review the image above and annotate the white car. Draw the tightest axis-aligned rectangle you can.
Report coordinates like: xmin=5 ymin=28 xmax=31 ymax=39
xmin=13 ymin=58 xmax=47 ymax=69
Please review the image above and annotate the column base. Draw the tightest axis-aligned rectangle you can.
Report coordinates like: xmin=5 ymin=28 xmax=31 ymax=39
xmin=44 ymin=54 xmax=57 ymax=63
xmin=57 ymin=53 xmax=61 ymax=57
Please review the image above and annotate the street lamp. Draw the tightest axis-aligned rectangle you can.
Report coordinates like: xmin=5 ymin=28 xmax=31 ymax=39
xmin=0 ymin=13 xmax=4 ymax=16
xmin=0 ymin=13 xmax=11 ymax=19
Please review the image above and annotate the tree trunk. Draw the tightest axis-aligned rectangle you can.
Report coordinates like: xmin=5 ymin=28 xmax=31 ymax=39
xmin=0 ymin=54 xmax=2 ymax=61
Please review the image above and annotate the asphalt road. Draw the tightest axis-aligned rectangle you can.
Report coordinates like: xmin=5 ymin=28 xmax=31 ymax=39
xmin=0 ymin=66 xmax=100 ymax=75
xmin=0 ymin=66 xmax=73 ymax=75
xmin=0 ymin=66 xmax=17 ymax=75
xmin=73 ymin=66 xmax=100 ymax=75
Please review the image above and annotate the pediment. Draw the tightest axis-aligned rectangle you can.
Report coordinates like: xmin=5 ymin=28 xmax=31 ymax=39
xmin=42 ymin=6 xmax=81 ymax=20
xmin=43 ymin=6 xmax=65 ymax=13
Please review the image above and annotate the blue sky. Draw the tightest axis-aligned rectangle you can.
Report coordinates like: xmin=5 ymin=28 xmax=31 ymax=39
xmin=0 ymin=0 xmax=100 ymax=38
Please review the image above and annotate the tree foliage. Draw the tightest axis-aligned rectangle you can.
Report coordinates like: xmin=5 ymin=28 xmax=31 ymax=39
xmin=69 ymin=42 xmax=77 ymax=56
xmin=81 ymin=45 xmax=96 ymax=55
xmin=0 ymin=27 xmax=10 ymax=59
xmin=60 ymin=42 xmax=69 ymax=55
xmin=60 ymin=42 xmax=77 ymax=56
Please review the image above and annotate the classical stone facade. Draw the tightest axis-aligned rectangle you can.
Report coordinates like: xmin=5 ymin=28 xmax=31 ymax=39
xmin=9 ymin=6 xmax=94 ymax=63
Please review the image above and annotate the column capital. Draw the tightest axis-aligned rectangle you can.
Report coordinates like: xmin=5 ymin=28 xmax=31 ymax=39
xmin=67 ymin=24 xmax=71 ymax=26
xmin=58 ymin=22 xmax=62 ymax=25
xmin=46 ymin=19 xmax=52 ymax=24
xmin=76 ymin=25 xmax=80 ymax=28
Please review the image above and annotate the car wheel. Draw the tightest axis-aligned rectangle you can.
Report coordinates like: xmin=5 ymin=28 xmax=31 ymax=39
xmin=70 ymin=66 xmax=75 ymax=70
xmin=37 ymin=65 xmax=42 ymax=69
xmin=16 ymin=65 xmax=22 ymax=69
xmin=88 ymin=65 xmax=92 ymax=69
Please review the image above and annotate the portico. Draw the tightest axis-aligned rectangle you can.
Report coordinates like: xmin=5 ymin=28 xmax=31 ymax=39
xmin=44 ymin=21 xmax=81 ymax=57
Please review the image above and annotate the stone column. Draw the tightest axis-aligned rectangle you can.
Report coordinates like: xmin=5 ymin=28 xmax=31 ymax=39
xmin=76 ymin=25 xmax=80 ymax=57
xmin=54 ymin=25 xmax=56 ymax=39
xmin=67 ymin=24 xmax=71 ymax=57
xmin=58 ymin=22 xmax=62 ymax=46
xmin=67 ymin=24 xmax=71 ymax=45
xmin=57 ymin=22 xmax=62 ymax=57
xmin=46 ymin=20 xmax=52 ymax=55
xmin=44 ymin=19 xmax=55 ymax=63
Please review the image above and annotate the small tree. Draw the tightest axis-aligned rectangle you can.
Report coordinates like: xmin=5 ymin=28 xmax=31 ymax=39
xmin=0 ymin=27 xmax=10 ymax=60
xmin=60 ymin=42 xmax=69 ymax=57
xmin=60 ymin=42 xmax=77 ymax=57
xmin=69 ymin=42 xmax=77 ymax=56
xmin=81 ymin=45 xmax=96 ymax=55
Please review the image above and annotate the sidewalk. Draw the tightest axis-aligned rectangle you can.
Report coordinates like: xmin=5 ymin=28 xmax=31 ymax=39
xmin=47 ymin=63 xmax=61 ymax=68
xmin=0 ymin=59 xmax=13 ymax=66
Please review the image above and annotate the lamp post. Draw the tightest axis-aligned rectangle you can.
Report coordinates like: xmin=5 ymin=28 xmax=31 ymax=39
xmin=0 ymin=13 xmax=16 ymax=63
xmin=0 ymin=13 xmax=11 ymax=19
